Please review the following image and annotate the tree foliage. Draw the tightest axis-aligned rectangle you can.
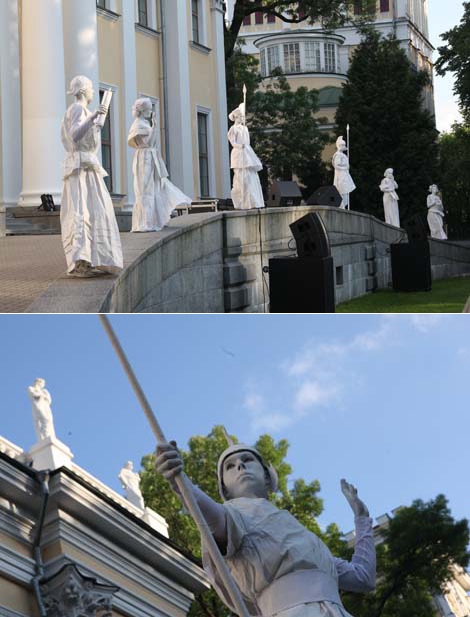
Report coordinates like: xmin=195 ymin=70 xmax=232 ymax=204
xmin=247 ymin=72 xmax=329 ymax=196
xmin=224 ymin=1 xmax=376 ymax=61
xmin=438 ymin=123 xmax=470 ymax=239
xmin=341 ymin=495 xmax=470 ymax=617
xmin=435 ymin=2 xmax=470 ymax=123
xmin=334 ymin=30 xmax=439 ymax=222
xmin=139 ymin=425 xmax=347 ymax=617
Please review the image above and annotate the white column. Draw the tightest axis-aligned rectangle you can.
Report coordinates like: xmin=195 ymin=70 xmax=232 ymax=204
xmin=211 ymin=0 xmax=231 ymax=198
xmin=163 ymin=0 xmax=194 ymax=198
xmin=62 ymin=0 xmax=100 ymax=108
xmin=0 ymin=0 xmax=22 ymax=209
xmin=121 ymin=0 xmax=138 ymax=208
xmin=20 ymin=0 xmax=66 ymax=207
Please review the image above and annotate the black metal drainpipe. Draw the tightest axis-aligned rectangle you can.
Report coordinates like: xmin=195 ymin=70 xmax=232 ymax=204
xmin=31 ymin=470 xmax=50 ymax=617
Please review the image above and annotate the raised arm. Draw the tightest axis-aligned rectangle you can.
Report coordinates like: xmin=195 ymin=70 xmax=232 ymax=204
xmin=155 ymin=442 xmax=228 ymax=550
xmin=334 ymin=479 xmax=376 ymax=592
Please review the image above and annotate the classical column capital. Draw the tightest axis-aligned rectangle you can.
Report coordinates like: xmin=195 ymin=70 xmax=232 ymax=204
xmin=41 ymin=563 xmax=119 ymax=617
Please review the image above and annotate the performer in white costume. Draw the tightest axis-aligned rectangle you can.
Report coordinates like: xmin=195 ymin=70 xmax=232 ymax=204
xmin=228 ymin=104 xmax=265 ymax=210
xmin=332 ymin=136 xmax=356 ymax=209
xmin=156 ymin=440 xmax=376 ymax=617
xmin=119 ymin=460 xmax=145 ymax=509
xmin=128 ymin=98 xmax=191 ymax=232
xmin=61 ymin=76 xmax=123 ymax=277
xmin=427 ymin=184 xmax=447 ymax=240
xmin=28 ymin=378 xmax=55 ymax=442
xmin=379 ymin=168 xmax=400 ymax=227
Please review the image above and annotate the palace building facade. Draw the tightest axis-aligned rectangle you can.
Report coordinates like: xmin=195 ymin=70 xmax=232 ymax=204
xmin=0 ymin=0 xmax=231 ymax=214
xmin=239 ymin=0 xmax=435 ymax=134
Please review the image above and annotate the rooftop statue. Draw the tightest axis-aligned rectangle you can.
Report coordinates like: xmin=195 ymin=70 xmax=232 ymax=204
xmin=119 ymin=460 xmax=145 ymax=510
xmin=28 ymin=378 xmax=55 ymax=442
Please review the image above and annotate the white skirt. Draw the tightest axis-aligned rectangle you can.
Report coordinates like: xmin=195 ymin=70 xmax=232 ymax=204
xmin=383 ymin=195 xmax=400 ymax=228
xmin=60 ymin=169 xmax=123 ymax=273
xmin=132 ymin=177 xmax=191 ymax=232
xmin=275 ymin=601 xmax=354 ymax=617
xmin=231 ymin=167 xmax=265 ymax=210
xmin=427 ymin=211 xmax=447 ymax=239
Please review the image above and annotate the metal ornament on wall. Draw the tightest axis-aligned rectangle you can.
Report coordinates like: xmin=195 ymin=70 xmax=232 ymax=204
xmin=40 ymin=563 xmax=120 ymax=617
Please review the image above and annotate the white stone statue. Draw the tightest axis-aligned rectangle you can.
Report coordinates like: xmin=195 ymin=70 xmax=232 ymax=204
xmin=228 ymin=103 xmax=265 ymax=210
xmin=128 ymin=98 xmax=191 ymax=232
xmin=332 ymin=136 xmax=356 ymax=209
xmin=61 ymin=75 xmax=123 ymax=277
xmin=156 ymin=441 xmax=376 ymax=617
xmin=119 ymin=461 xmax=145 ymax=510
xmin=427 ymin=184 xmax=447 ymax=240
xmin=379 ymin=168 xmax=400 ymax=227
xmin=28 ymin=378 xmax=56 ymax=442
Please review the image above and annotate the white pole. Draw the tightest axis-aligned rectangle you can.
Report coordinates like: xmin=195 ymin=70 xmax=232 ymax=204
xmin=346 ymin=123 xmax=350 ymax=210
xmin=241 ymin=83 xmax=247 ymax=209
xmin=99 ymin=315 xmax=251 ymax=617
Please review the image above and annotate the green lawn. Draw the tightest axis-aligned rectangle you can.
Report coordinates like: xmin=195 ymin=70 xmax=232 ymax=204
xmin=336 ymin=277 xmax=470 ymax=313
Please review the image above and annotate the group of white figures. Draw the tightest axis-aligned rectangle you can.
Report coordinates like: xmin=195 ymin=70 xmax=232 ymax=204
xmin=60 ymin=75 xmax=447 ymax=277
xmin=28 ymin=377 xmax=147 ymax=510
xmin=332 ymin=135 xmax=447 ymax=239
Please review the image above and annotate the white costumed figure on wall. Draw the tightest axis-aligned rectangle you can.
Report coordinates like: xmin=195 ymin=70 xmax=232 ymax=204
xmin=128 ymin=98 xmax=191 ymax=232
xmin=61 ymin=75 xmax=123 ymax=277
xmin=119 ymin=460 xmax=145 ymax=510
xmin=379 ymin=168 xmax=400 ymax=227
xmin=228 ymin=103 xmax=265 ymax=210
xmin=332 ymin=136 xmax=356 ymax=209
xmin=28 ymin=378 xmax=56 ymax=442
xmin=427 ymin=184 xmax=447 ymax=240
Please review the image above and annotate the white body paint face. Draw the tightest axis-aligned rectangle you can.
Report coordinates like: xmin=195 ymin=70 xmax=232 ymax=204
xmin=222 ymin=451 xmax=268 ymax=500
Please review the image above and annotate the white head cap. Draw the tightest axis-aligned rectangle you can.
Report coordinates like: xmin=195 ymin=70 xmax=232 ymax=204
xmin=132 ymin=97 xmax=152 ymax=118
xmin=385 ymin=168 xmax=394 ymax=176
xmin=336 ymin=135 xmax=346 ymax=149
xmin=217 ymin=443 xmax=278 ymax=500
xmin=228 ymin=102 xmax=246 ymax=122
xmin=67 ymin=75 xmax=93 ymax=97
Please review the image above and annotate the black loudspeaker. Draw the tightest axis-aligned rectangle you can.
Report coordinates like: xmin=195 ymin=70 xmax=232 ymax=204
xmin=269 ymin=256 xmax=335 ymax=313
xmin=289 ymin=212 xmax=331 ymax=258
xmin=404 ymin=214 xmax=428 ymax=243
xmin=268 ymin=181 xmax=302 ymax=207
xmin=39 ymin=194 xmax=56 ymax=212
xmin=391 ymin=241 xmax=432 ymax=292
xmin=306 ymin=185 xmax=342 ymax=208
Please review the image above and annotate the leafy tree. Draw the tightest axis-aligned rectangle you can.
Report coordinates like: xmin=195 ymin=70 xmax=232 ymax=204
xmin=139 ymin=425 xmax=348 ymax=617
xmin=224 ymin=1 xmax=376 ymax=61
xmin=438 ymin=123 xmax=470 ymax=239
xmin=334 ymin=30 xmax=439 ymax=222
xmin=341 ymin=495 xmax=470 ymax=617
xmin=226 ymin=40 xmax=262 ymax=122
xmin=435 ymin=2 xmax=470 ymax=123
xmin=248 ymin=71 xmax=329 ymax=196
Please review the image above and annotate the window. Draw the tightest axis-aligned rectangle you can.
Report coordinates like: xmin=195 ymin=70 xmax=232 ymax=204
xmin=197 ymin=113 xmax=210 ymax=197
xmin=255 ymin=11 xmax=263 ymax=24
xmin=305 ymin=41 xmax=321 ymax=72
xmin=100 ymin=89 xmax=113 ymax=192
xmin=260 ymin=49 xmax=267 ymax=77
xmin=267 ymin=14 xmax=276 ymax=23
xmin=324 ymin=43 xmax=336 ymax=72
xmin=243 ymin=15 xmax=251 ymax=25
xmin=380 ymin=0 xmax=390 ymax=11
xmin=267 ymin=45 xmax=280 ymax=74
xmin=137 ymin=0 xmax=148 ymax=27
xmin=192 ymin=0 xmax=200 ymax=43
xmin=96 ymin=0 xmax=106 ymax=8
xmin=283 ymin=43 xmax=300 ymax=73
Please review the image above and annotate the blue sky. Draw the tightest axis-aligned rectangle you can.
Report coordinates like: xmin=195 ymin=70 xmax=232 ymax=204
xmin=1 ymin=314 xmax=468 ymax=536
xmin=428 ymin=0 xmax=465 ymax=132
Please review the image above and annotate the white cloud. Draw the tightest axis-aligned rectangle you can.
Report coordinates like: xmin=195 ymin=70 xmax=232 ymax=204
xmin=294 ymin=380 xmax=339 ymax=411
xmin=409 ymin=314 xmax=444 ymax=333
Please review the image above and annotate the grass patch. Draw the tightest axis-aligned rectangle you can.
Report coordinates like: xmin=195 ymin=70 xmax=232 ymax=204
xmin=337 ymin=277 xmax=470 ymax=313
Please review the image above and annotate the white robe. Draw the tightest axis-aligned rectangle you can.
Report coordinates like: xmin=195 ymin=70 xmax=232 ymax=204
xmin=380 ymin=177 xmax=400 ymax=227
xmin=228 ymin=123 xmax=264 ymax=210
xmin=427 ymin=194 xmax=447 ymax=239
xmin=128 ymin=118 xmax=191 ymax=232
xmin=332 ymin=151 xmax=356 ymax=209
xmin=60 ymin=103 xmax=123 ymax=273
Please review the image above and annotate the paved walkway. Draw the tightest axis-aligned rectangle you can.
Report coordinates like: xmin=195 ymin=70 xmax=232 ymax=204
xmin=0 ymin=235 xmax=67 ymax=312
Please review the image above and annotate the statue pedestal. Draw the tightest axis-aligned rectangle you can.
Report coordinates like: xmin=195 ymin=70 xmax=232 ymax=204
xmin=142 ymin=507 xmax=169 ymax=538
xmin=28 ymin=436 xmax=74 ymax=471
